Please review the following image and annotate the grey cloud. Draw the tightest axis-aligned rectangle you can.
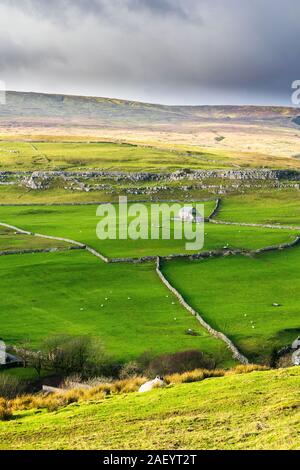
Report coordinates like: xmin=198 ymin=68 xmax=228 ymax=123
xmin=0 ymin=34 xmax=65 ymax=71
xmin=5 ymin=0 xmax=193 ymax=18
xmin=0 ymin=0 xmax=299 ymax=105
xmin=127 ymin=0 xmax=192 ymax=19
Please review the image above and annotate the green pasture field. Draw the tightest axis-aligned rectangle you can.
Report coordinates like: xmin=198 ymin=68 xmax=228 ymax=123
xmin=0 ymin=140 xmax=229 ymax=172
xmin=217 ymin=190 xmax=300 ymax=226
xmin=0 ymin=203 xmax=296 ymax=258
xmin=1 ymin=367 xmax=49 ymax=382
xmin=0 ymin=185 xmax=124 ymax=205
xmin=0 ymin=226 xmax=72 ymax=252
xmin=162 ymin=244 xmax=300 ymax=363
xmin=0 ymin=250 xmax=233 ymax=365
xmin=1 ymin=367 xmax=299 ymax=450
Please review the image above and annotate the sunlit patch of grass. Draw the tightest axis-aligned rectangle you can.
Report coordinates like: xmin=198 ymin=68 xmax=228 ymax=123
xmin=0 ymin=367 xmax=299 ymax=449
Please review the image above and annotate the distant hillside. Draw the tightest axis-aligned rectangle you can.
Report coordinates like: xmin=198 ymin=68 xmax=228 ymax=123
xmin=0 ymin=91 xmax=299 ymax=128
xmin=1 ymin=91 xmax=300 ymax=165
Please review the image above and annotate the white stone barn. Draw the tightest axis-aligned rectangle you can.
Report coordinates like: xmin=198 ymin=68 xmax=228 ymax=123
xmin=178 ymin=206 xmax=203 ymax=222
xmin=0 ymin=339 xmax=23 ymax=368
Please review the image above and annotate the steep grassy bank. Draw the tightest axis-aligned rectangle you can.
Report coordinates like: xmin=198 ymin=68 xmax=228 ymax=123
xmin=0 ymin=367 xmax=299 ymax=450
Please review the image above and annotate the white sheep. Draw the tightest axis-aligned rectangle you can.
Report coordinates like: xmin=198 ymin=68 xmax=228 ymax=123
xmin=138 ymin=376 xmax=165 ymax=393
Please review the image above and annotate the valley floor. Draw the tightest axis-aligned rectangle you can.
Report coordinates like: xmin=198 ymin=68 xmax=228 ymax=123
xmin=0 ymin=194 xmax=299 ymax=365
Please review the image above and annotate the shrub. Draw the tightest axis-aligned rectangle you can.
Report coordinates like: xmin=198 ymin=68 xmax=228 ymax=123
xmin=62 ymin=373 xmax=84 ymax=389
xmin=228 ymin=364 xmax=269 ymax=375
xmin=82 ymin=388 xmax=106 ymax=401
xmin=0 ymin=374 xmax=23 ymax=399
xmin=269 ymin=348 xmax=280 ymax=368
xmin=142 ymin=350 xmax=216 ymax=376
xmin=42 ymin=334 xmax=119 ymax=378
xmin=113 ymin=377 xmax=146 ymax=394
xmin=119 ymin=361 xmax=141 ymax=379
xmin=166 ymin=368 xmax=225 ymax=384
xmin=277 ymin=354 xmax=293 ymax=368
xmin=10 ymin=395 xmax=36 ymax=411
xmin=0 ymin=399 xmax=12 ymax=421
xmin=42 ymin=395 xmax=68 ymax=412
xmin=84 ymin=376 xmax=114 ymax=387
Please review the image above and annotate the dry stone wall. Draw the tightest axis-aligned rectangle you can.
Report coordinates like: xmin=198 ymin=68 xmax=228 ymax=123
xmin=1 ymin=168 xmax=300 ymax=190
xmin=210 ymin=219 xmax=300 ymax=231
xmin=0 ymin=246 xmax=83 ymax=257
xmin=1 ymin=217 xmax=300 ymax=366
xmin=207 ymin=197 xmax=221 ymax=220
xmin=155 ymin=256 xmax=249 ymax=364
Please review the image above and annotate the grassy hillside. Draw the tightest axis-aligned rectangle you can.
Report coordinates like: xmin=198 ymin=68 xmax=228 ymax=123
xmin=1 ymin=367 xmax=299 ymax=450
xmin=1 ymin=92 xmax=300 ymax=167
xmin=2 ymin=91 xmax=299 ymax=125
xmin=0 ymin=250 xmax=232 ymax=365
xmin=162 ymin=244 xmax=300 ymax=363
xmin=1 ymin=139 xmax=300 ymax=171
xmin=1 ymin=138 xmax=300 ymax=171
xmin=0 ymin=140 xmax=231 ymax=172
xmin=3 ymin=139 xmax=300 ymax=171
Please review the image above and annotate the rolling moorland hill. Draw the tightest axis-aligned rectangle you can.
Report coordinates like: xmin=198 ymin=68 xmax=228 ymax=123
xmin=1 ymin=91 xmax=300 ymax=165
xmin=1 ymin=91 xmax=299 ymax=128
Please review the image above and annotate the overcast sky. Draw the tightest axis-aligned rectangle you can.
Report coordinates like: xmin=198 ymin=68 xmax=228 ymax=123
xmin=0 ymin=0 xmax=299 ymax=105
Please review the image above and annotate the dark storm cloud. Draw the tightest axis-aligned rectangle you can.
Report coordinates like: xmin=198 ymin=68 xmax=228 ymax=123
xmin=0 ymin=0 xmax=299 ymax=104
xmin=127 ymin=0 xmax=193 ymax=20
xmin=2 ymin=0 xmax=191 ymax=22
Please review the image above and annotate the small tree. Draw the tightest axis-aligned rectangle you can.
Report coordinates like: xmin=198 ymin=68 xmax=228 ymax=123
xmin=41 ymin=334 xmax=110 ymax=378
xmin=269 ymin=347 xmax=280 ymax=368
xmin=12 ymin=339 xmax=32 ymax=368
xmin=30 ymin=351 xmax=44 ymax=378
xmin=0 ymin=375 xmax=23 ymax=399
xmin=9 ymin=334 xmax=115 ymax=379
xmin=10 ymin=343 xmax=45 ymax=378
